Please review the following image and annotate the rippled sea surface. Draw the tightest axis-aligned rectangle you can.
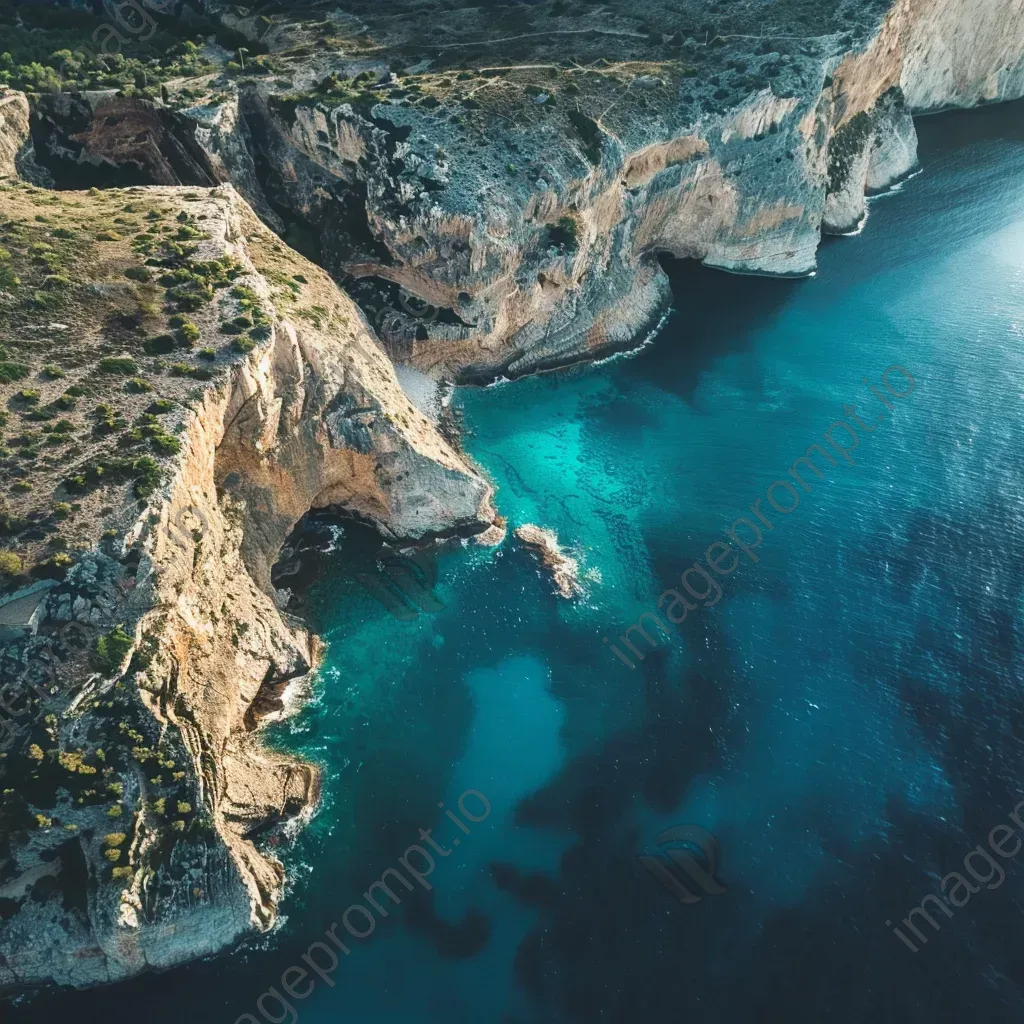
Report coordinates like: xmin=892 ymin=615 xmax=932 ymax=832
xmin=13 ymin=101 xmax=1024 ymax=1024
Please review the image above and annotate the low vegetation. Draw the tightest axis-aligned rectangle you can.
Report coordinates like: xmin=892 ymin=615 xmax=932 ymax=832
xmin=0 ymin=181 xmax=277 ymax=587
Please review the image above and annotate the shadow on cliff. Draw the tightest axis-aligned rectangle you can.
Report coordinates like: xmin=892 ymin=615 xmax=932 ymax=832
xmin=626 ymin=256 xmax=807 ymax=403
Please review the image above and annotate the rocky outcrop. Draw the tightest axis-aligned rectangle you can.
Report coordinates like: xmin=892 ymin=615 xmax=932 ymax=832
xmin=0 ymin=90 xmax=29 ymax=179
xmin=515 ymin=524 xmax=582 ymax=600
xmin=16 ymin=1 xmax=1024 ymax=381
xmin=822 ymin=86 xmax=918 ymax=232
xmin=0 ymin=90 xmax=49 ymax=186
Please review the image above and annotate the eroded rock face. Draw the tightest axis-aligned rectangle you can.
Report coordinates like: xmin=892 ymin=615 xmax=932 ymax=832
xmin=0 ymin=91 xmax=30 ymax=179
xmin=0 ymin=91 xmax=49 ymax=186
xmin=18 ymin=2 xmax=1024 ymax=383
xmin=198 ymin=0 xmax=1024 ymax=379
xmin=0 ymin=181 xmax=494 ymax=992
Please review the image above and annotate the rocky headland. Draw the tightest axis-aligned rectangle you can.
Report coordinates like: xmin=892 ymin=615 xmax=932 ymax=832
xmin=0 ymin=169 xmax=494 ymax=989
xmin=0 ymin=0 xmax=1022 ymax=995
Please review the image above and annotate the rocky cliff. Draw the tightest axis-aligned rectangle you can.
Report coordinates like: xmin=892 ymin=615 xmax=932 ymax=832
xmin=0 ymin=170 xmax=494 ymax=990
xmin=1 ymin=0 xmax=1023 ymax=995
xmin=171 ymin=0 xmax=1024 ymax=379
xmin=22 ymin=1 xmax=1024 ymax=382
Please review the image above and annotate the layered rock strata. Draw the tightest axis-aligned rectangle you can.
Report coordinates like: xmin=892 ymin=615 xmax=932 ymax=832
xmin=199 ymin=0 xmax=1024 ymax=379
xmin=21 ymin=2 xmax=1024 ymax=382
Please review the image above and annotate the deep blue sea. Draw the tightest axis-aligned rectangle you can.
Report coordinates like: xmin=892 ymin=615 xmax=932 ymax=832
xmin=11 ymin=100 xmax=1024 ymax=1024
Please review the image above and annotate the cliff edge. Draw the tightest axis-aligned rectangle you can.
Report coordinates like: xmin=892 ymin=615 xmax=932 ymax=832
xmin=0 ymin=170 xmax=494 ymax=990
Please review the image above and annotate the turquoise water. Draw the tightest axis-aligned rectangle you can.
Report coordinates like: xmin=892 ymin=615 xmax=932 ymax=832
xmin=13 ymin=101 xmax=1024 ymax=1024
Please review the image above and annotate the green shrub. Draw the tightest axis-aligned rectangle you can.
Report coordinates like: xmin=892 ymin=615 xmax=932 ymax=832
xmin=95 ymin=625 xmax=134 ymax=672
xmin=126 ymin=378 xmax=153 ymax=393
xmin=124 ymin=265 xmax=151 ymax=282
xmin=0 ymin=362 xmax=29 ymax=383
xmin=52 ymin=502 xmax=72 ymax=520
xmin=62 ymin=453 xmax=161 ymax=498
xmin=0 ymin=508 xmax=26 ymax=536
xmin=150 ymin=433 xmax=181 ymax=456
xmin=250 ymin=312 xmax=272 ymax=340
xmin=99 ymin=357 xmax=138 ymax=375
xmin=232 ymin=336 xmax=256 ymax=354
xmin=167 ymin=283 xmax=213 ymax=310
xmin=133 ymin=456 xmax=161 ymax=497
xmin=93 ymin=417 xmax=119 ymax=436
xmin=219 ymin=316 xmax=250 ymax=335
xmin=0 ymin=244 xmax=18 ymax=287
xmin=32 ymin=552 xmax=72 ymax=579
xmin=42 ymin=364 xmax=65 ymax=379
xmin=147 ymin=399 xmax=174 ymax=414
xmin=197 ymin=348 xmax=216 ymax=361
xmin=118 ymin=426 xmax=145 ymax=448
xmin=144 ymin=334 xmax=176 ymax=355
xmin=0 ymin=550 xmax=23 ymax=576
xmin=175 ymin=318 xmax=201 ymax=345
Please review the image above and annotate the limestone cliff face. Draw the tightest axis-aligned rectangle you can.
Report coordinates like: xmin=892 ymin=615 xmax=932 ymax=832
xmin=199 ymin=0 xmax=1024 ymax=380
xmin=0 ymin=90 xmax=49 ymax=185
xmin=17 ymin=1 xmax=1023 ymax=380
xmin=0 ymin=91 xmax=29 ymax=178
xmin=0 ymin=183 xmax=494 ymax=992
xmin=3 ymin=0 xmax=1024 ymax=994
